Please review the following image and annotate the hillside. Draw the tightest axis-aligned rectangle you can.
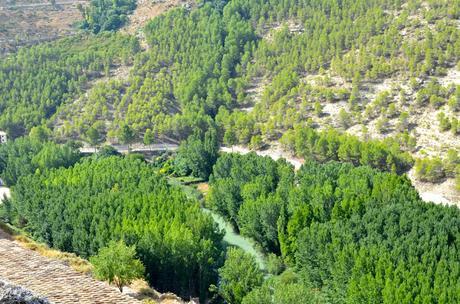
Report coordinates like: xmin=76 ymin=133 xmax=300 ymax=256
xmin=0 ymin=3 xmax=458 ymax=202
xmin=50 ymin=0 xmax=460 ymax=204
xmin=0 ymin=0 xmax=89 ymax=55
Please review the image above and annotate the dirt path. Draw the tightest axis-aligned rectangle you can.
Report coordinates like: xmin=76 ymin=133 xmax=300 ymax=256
xmin=221 ymin=145 xmax=304 ymax=170
xmin=0 ymin=232 xmax=140 ymax=304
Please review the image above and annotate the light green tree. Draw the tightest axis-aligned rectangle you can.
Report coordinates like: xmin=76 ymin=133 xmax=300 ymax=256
xmin=90 ymin=240 xmax=145 ymax=292
xmin=86 ymin=126 xmax=103 ymax=152
xmin=29 ymin=126 xmax=51 ymax=143
xmin=218 ymin=248 xmax=263 ymax=304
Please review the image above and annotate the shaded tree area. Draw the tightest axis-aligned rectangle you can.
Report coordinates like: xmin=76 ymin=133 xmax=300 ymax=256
xmin=8 ymin=157 xmax=224 ymax=300
xmin=174 ymin=127 xmax=219 ymax=179
xmin=79 ymin=0 xmax=137 ymax=33
xmin=280 ymin=125 xmax=413 ymax=174
xmin=208 ymin=153 xmax=460 ymax=303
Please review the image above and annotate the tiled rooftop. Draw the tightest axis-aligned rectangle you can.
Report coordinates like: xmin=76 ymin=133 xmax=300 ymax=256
xmin=0 ymin=232 xmax=141 ymax=304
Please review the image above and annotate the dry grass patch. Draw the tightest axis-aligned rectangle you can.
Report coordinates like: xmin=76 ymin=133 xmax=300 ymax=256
xmin=13 ymin=234 xmax=92 ymax=274
xmin=196 ymin=182 xmax=209 ymax=196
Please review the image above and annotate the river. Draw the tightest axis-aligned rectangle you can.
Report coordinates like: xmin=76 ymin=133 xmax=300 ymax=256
xmin=167 ymin=178 xmax=267 ymax=270
xmin=201 ymin=208 xmax=266 ymax=270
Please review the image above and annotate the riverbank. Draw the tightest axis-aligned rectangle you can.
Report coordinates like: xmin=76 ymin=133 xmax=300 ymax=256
xmin=167 ymin=177 xmax=267 ymax=270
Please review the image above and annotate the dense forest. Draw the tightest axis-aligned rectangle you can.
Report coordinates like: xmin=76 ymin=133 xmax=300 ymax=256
xmin=79 ymin=0 xmax=137 ymax=33
xmin=0 ymin=33 xmax=139 ymax=138
xmin=0 ymin=133 xmax=81 ymax=186
xmin=207 ymin=153 xmax=460 ymax=303
xmin=0 ymin=0 xmax=459 ymax=302
xmin=0 ymin=0 xmax=458 ymax=185
xmin=6 ymin=156 xmax=223 ymax=300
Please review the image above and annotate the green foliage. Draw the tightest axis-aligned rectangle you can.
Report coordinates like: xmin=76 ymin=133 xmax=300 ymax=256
xmin=415 ymin=157 xmax=445 ymax=182
xmin=338 ymin=109 xmax=351 ymax=129
xmin=448 ymin=86 xmax=460 ymax=111
xmin=209 ymin=153 xmax=460 ymax=303
xmin=79 ymin=0 xmax=136 ymax=33
xmin=444 ymin=149 xmax=460 ymax=177
xmin=29 ymin=126 xmax=51 ymax=143
xmin=10 ymin=157 xmax=223 ymax=299
xmin=96 ymin=145 xmax=121 ymax=158
xmin=143 ymin=129 xmax=155 ymax=146
xmin=218 ymin=247 xmax=264 ymax=304
xmin=242 ymin=270 xmax=319 ymax=304
xmin=85 ymin=125 xmax=104 ymax=147
xmin=90 ymin=240 xmax=145 ymax=292
xmin=208 ymin=153 xmax=294 ymax=253
xmin=266 ymin=253 xmax=285 ymax=276
xmin=437 ymin=112 xmax=451 ymax=131
xmin=0 ymin=137 xmax=81 ymax=186
xmin=31 ymin=143 xmax=81 ymax=172
xmin=118 ymin=124 xmax=136 ymax=147
xmin=249 ymin=135 xmax=263 ymax=150
xmin=174 ymin=128 xmax=219 ymax=179
xmin=280 ymin=125 xmax=413 ymax=174
xmin=0 ymin=34 xmax=139 ymax=138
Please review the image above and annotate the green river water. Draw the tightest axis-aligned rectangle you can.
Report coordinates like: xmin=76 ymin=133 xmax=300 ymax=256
xmin=201 ymin=208 xmax=266 ymax=270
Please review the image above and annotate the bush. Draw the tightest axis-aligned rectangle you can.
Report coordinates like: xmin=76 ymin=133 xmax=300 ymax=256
xmin=266 ymin=253 xmax=285 ymax=275
xmin=415 ymin=157 xmax=445 ymax=182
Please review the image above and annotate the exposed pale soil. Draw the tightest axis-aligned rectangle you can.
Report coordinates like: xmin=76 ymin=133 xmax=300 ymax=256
xmin=0 ymin=0 xmax=89 ymax=55
xmin=122 ymin=0 xmax=192 ymax=49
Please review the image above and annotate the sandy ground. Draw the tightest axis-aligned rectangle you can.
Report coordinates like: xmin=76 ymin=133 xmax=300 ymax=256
xmin=0 ymin=0 xmax=88 ymax=54
xmin=221 ymin=145 xmax=304 ymax=170
xmin=407 ymin=168 xmax=459 ymax=206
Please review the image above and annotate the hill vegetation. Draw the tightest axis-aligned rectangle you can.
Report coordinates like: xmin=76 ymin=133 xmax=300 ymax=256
xmin=208 ymin=152 xmax=460 ymax=303
xmin=0 ymin=33 xmax=139 ymax=137
xmin=1 ymin=0 xmax=457 ymax=192
xmin=0 ymin=0 xmax=459 ymax=302
xmin=79 ymin=0 xmax=137 ymax=33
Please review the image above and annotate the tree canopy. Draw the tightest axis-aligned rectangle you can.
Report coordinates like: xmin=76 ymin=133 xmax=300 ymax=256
xmin=208 ymin=153 xmax=460 ymax=303
xmin=9 ymin=156 xmax=223 ymax=299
